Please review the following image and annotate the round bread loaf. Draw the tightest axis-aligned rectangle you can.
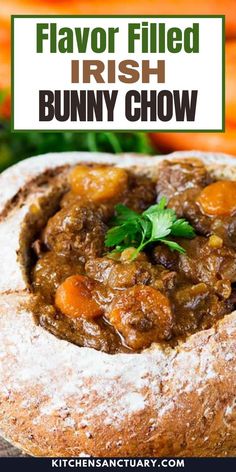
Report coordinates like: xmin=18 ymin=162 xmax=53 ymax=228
xmin=0 ymin=151 xmax=235 ymax=457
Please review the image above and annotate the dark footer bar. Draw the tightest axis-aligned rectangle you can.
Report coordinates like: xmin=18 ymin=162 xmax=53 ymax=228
xmin=0 ymin=457 xmax=236 ymax=471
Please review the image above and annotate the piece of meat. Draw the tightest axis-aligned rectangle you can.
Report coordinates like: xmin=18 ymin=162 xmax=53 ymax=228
xmin=85 ymin=256 xmax=176 ymax=291
xmin=37 ymin=302 xmax=125 ymax=353
xmin=168 ymin=188 xmax=236 ymax=243
xmin=60 ymin=191 xmax=115 ymax=221
xmin=42 ymin=202 xmax=107 ymax=261
xmin=152 ymin=244 xmax=179 ymax=270
xmin=153 ymin=235 xmax=236 ymax=299
xmin=123 ymin=173 xmax=156 ymax=212
xmin=178 ymin=236 xmax=236 ymax=296
xmin=156 ymin=159 xmax=211 ymax=201
xmin=108 ymin=285 xmax=174 ymax=350
xmin=172 ymin=284 xmax=233 ymax=338
xmin=157 ymin=161 xmax=236 ymax=247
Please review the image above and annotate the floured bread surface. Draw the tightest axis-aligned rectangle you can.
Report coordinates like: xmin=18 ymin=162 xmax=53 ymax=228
xmin=0 ymin=151 xmax=236 ymax=457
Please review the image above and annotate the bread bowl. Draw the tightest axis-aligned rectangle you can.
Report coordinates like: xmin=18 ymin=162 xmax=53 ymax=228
xmin=0 ymin=150 xmax=236 ymax=457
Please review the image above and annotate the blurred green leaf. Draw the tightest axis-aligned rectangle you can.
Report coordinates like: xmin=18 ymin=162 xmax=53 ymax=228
xmin=0 ymin=120 xmax=157 ymax=173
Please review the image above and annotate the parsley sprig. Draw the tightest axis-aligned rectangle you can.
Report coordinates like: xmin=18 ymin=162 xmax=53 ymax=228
xmin=105 ymin=197 xmax=195 ymax=260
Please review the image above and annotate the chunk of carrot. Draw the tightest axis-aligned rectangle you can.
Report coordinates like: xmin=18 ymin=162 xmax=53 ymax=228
xmin=70 ymin=165 xmax=128 ymax=202
xmin=197 ymin=180 xmax=236 ymax=216
xmin=55 ymin=275 xmax=103 ymax=320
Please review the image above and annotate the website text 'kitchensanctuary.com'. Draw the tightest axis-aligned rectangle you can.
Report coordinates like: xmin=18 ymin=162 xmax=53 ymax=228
xmin=51 ymin=458 xmax=185 ymax=469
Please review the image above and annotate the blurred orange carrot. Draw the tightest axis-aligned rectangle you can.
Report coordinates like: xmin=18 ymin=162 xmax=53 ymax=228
xmin=226 ymin=40 xmax=236 ymax=125
xmin=0 ymin=19 xmax=10 ymax=91
xmin=0 ymin=19 xmax=11 ymax=118
xmin=1 ymin=0 xmax=236 ymax=38
xmin=150 ymin=125 xmax=236 ymax=156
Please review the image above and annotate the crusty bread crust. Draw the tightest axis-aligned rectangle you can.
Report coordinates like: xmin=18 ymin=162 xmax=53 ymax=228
xmin=0 ymin=151 xmax=236 ymax=457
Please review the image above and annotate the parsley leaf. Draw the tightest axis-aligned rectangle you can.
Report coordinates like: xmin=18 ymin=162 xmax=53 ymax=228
xmin=140 ymin=218 xmax=152 ymax=240
xmin=111 ymin=204 xmax=140 ymax=225
xmin=105 ymin=197 xmax=196 ymax=259
xmin=105 ymin=221 xmax=138 ymax=247
xmin=147 ymin=209 xmax=175 ymax=240
xmin=159 ymin=239 xmax=186 ymax=254
xmin=143 ymin=196 xmax=167 ymax=214
xmin=170 ymin=218 xmax=196 ymax=238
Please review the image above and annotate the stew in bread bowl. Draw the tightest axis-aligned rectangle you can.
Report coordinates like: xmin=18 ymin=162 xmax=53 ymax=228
xmin=0 ymin=151 xmax=235 ymax=456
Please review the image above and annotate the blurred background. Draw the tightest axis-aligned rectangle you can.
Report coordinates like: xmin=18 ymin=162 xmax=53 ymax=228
xmin=0 ymin=0 xmax=236 ymax=173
